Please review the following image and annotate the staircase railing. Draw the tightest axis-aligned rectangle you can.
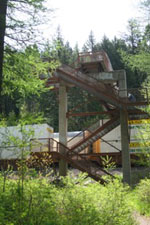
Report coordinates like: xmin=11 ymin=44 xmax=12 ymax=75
xmin=68 ymin=116 xmax=120 ymax=151
xmin=67 ymin=119 xmax=106 ymax=148
xmin=30 ymin=138 xmax=114 ymax=183
xmin=57 ymin=65 xmax=122 ymax=107
xmin=57 ymin=66 xmax=150 ymax=107
xmin=31 ymin=117 xmax=119 ymax=154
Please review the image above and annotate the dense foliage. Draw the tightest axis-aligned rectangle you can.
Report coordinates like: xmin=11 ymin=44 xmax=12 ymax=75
xmin=0 ymin=173 xmax=136 ymax=225
xmin=135 ymin=178 xmax=150 ymax=216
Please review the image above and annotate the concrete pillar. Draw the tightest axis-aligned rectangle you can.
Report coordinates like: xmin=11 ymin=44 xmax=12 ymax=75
xmin=120 ymin=109 xmax=131 ymax=185
xmin=119 ymin=70 xmax=131 ymax=185
xmin=118 ymin=70 xmax=127 ymax=98
xmin=59 ymin=83 xmax=68 ymax=176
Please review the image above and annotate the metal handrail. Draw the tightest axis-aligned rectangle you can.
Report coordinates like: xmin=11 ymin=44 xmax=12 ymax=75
xmin=67 ymin=119 xmax=105 ymax=147
xmin=51 ymin=138 xmax=113 ymax=182
xmin=57 ymin=65 xmax=122 ymax=103
xmin=30 ymin=137 xmax=113 ymax=182
xmin=68 ymin=117 xmax=120 ymax=153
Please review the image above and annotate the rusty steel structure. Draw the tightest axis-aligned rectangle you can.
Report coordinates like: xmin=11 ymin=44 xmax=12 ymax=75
xmin=40 ymin=51 xmax=150 ymax=183
xmin=1 ymin=51 xmax=149 ymax=184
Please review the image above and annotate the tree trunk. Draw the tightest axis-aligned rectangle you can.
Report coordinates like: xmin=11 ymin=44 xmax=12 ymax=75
xmin=0 ymin=0 xmax=8 ymax=113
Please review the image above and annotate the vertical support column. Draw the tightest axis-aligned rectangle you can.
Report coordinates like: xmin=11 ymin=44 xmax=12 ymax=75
xmin=118 ymin=70 xmax=127 ymax=98
xmin=59 ymin=83 xmax=68 ymax=176
xmin=119 ymin=70 xmax=131 ymax=185
xmin=120 ymin=109 xmax=131 ymax=185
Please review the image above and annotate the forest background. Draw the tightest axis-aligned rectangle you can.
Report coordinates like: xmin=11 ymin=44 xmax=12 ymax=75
xmin=1 ymin=0 xmax=150 ymax=132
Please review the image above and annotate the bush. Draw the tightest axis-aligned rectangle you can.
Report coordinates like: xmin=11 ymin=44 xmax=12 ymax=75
xmin=52 ymin=176 xmax=136 ymax=225
xmin=0 ymin=173 xmax=136 ymax=225
xmin=135 ymin=178 xmax=150 ymax=216
xmin=0 ymin=175 xmax=58 ymax=225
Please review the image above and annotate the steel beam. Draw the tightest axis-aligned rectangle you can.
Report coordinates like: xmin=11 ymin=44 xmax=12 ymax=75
xmin=67 ymin=110 xmax=118 ymax=118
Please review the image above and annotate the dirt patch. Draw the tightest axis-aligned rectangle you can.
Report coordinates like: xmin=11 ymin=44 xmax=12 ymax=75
xmin=134 ymin=212 xmax=150 ymax=225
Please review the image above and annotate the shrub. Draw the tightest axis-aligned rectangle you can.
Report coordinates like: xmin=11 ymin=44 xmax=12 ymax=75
xmin=135 ymin=178 xmax=150 ymax=216
xmin=0 ymin=175 xmax=58 ymax=225
xmin=0 ymin=173 xmax=137 ymax=225
xmin=54 ymin=176 xmax=136 ymax=225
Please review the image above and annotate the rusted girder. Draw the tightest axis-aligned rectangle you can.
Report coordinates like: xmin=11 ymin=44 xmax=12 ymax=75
xmin=67 ymin=109 xmax=118 ymax=118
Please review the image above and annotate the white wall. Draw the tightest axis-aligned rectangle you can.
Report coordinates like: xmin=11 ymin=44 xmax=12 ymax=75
xmin=52 ymin=121 xmax=148 ymax=154
xmin=0 ymin=124 xmax=53 ymax=159
xmin=101 ymin=125 xmax=121 ymax=153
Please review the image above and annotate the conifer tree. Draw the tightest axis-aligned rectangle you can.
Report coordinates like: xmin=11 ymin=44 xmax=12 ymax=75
xmin=0 ymin=0 xmax=52 ymax=112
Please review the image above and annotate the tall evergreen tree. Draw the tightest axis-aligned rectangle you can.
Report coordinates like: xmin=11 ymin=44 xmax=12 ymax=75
xmin=142 ymin=24 xmax=150 ymax=51
xmin=0 ymin=0 xmax=8 ymax=112
xmin=94 ymin=36 xmax=127 ymax=70
xmin=124 ymin=19 xmax=141 ymax=54
xmin=51 ymin=27 xmax=76 ymax=65
xmin=0 ymin=0 xmax=52 ymax=113
xmin=82 ymin=31 xmax=96 ymax=52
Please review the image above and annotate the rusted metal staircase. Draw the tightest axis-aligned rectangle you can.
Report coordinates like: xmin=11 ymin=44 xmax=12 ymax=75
xmin=55 ymin=64 xmax=122 ymax=108
xmin=44 ymin=51 xmax=150 ymax=182
xmin=31 ymin=108 xmax=150 ymax=183
xmin=67 ymin=116 xmax=120 ymax=154
xmin=31 ymin=116 xmax=121 ymax=183
xmin=32 ymin=137 xmax=114 ymax=183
